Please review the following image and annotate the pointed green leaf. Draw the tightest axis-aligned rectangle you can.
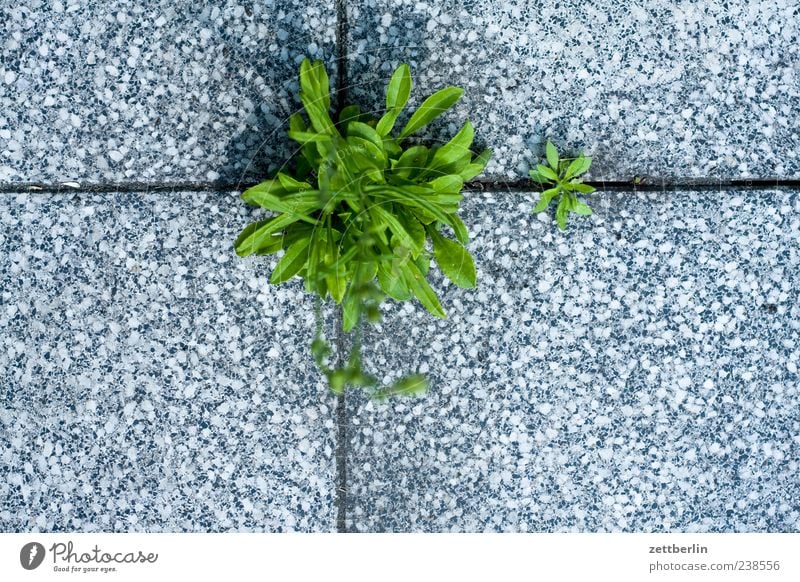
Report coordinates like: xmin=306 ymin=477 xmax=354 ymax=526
xmin=430 ymin=229 xmax=476 ymax=289
xmin=536 ymin=164 xmax=559 ymax=181
xmin=427 ymin=121 xmax=474 ymax=172
xmin=529 ymin=169 xmax=553 ymax=185
xmin=428 ymin=174 xmax=464 ymax=193
xmin=288 ymin=130 xmax=330 ymax=144
xmin=277 ymin=172 xmax=312 ymax=192
xmin=572 ymin=182 xmax=595 ymax=193
xmin=546 ymin=140 xmax=559 ymax=169
xmin=459 ymin=148 xmax=492 ymax=181
xmin=241 ymin=179 xmax=286 ymax=204
xmin=447 ymin=214 xmax=469 ymax=245
xmin=378 ymin=261 xmax=412 ymax=301
xmin=375 ymin=109 xmax=401 ymax=138
xmin=415 ymin=250 xmax=430 ymax=276
xmin=399 ymin=86 xmax=463 ymax=139
xmin=401 ymin=260 xmax=446 ymax=318
xmin=533 ymin=188 xmax=560 ymax=213
xmin=565 ymin=154 xmax=592 ymax=179
xmin=376 ymin=64 xmax=412 ymax=137
xmin=270 ymin=236 xmax=311 ymax=284
xmin=341 ymin=290 xmax=360 ymax=332
xmin=555 ymin=196 xmax=569 ymax=230
xmin=372 ymin=205 xmax=423 ymax=257
xmin=234 ymin=214 xmax=300 ymax=257
xmin=573 ymin=201 xmax=593 ymax=216
xmin=386 ymin=63 xmax=412 ymax=111
xmin=396 ymin=208 xmax=426 ymax=257
xmin=298 ymin=59 xmax=336 ymax=135
xmin=289 ymin=112 xmax=306 ymax=132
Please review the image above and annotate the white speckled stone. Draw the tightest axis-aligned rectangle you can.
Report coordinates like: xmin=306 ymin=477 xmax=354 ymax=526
xmin=0 ymin=1 xmax=336 ymax=184
xmin=347 ymin=1 xmax=800 ymax=181
xmin=347 ymin=188 xmax=800 ymax=532
xmin=0 ymin=191 xmax=336 ymax=531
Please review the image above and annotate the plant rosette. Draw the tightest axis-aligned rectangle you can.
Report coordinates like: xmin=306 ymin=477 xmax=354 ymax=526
xmin=529 ymin=140 xmax=595 ymax=230
xmin=234 ymin=58 xmax=490 ymax=399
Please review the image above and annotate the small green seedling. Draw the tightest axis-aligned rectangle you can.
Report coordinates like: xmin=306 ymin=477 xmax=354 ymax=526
xmin=528 ymin=141 xmax=595 ymax=230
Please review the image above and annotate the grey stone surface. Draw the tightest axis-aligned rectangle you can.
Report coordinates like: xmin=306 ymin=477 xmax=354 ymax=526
xmin=347 ymin=1 xmax=800 ymax=181
xmin=347 ymin=188 xmax=800 ymax=532
xmin=0 ymin=191 xmax=336 ymax=531
xmin=0 ymin=1 xmax=336 ymax=184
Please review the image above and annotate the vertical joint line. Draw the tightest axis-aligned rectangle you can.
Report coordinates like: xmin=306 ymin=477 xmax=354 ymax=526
xmin=333 ymin=0 xmax=349 ymax=534
xmin=334 ymin=309 xmax=349 ymax=533
xmin=334 ymin=0 xmax=349 ymax=115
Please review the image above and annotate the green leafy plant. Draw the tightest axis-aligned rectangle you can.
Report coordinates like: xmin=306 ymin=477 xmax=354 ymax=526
xmin=234 ymin=58 xmax=490 ymax=399
xmin=528 ymin=140 xmax=595 ymax=230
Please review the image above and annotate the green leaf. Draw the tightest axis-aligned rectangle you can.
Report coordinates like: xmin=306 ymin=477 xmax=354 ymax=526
xmin=376 ymin=63 xmax=412 ymax=137
xmin=573 ymin=201 xmax=593 ymax=216
xmin=396 ymin=207 xmax=426 ymax=257
xmin=369 ymin=186 xmax=453 ymax=225
xmin=459 ymin=148 xmax=492 ymax=181
xmin=346 ymin=131 xmax=387 ymax=167
xmin=428 ymin=174 xmax=464 ymax=194
xmin=385 ymin=63 xmax=412 ymax=111
xmin=304 ymin=226 xmax=326 ymax=295
xmin=401 ymin=260 xmax=446 ymax=318
xmin=392 ymin=145 xmax=429 ymax=179
xmin=532 ymin=187 xmax=560 ymax=213
xmin=347 ymin=121 xmax=384 ymax=150
xmin=430 ymin=229 xmax=476 ymax=289
xmin=277 ymin=172 xmax=312 ymax=192
xmin=536 ymin=164 xmax=559 ymax=181
xmin=288 ymin=130 xmax=330 ymax=144
xmin=447 ymin=214 xmax=469 ymax=245
xmin=565 ymin=154 xmax=592 ymax=179
xmin=375 ymin=109 xmax=401 ymax=138
xmin=234 ymin=214 xmax=301 ymax=257
xmin=415 ymin=250 xmax=430 ymax=275
xmin=270 ymin=236 xmax=311 ymax=284
xmin=426 ymin=121 xmax=474 ymax=173
xmin=299 ymin=59 xmax=335 ymax=135
xmin=372 ymin=205 xmax=424 ymax=258
xmin=328 ymin=368 xmax=347 ymax=394
xmin=342 ymin=289 xmax=360 ymax=332
xmin=338 ymin=104 xmax=361 ymax=126
xmin=378 ymin=261 xmax=412 ymax=301
xmin=399 ymin=86 xmax=464 ymax=139
xmin=390 ymin=374 xmax=428 ymax=397
xmin=572 ymin=182 xmax=595 ymax=193
xmin=289 ymin=113 xmax=306 ymax=132
xmin=528 ymin=169 xmax=552 ymax=185
xmin=555 ymin=196 xmax=569 ymax=230
xmin=241 ymin=179 xmax=287 ymax=201
xmin=546 ymin=140 xmax=559 ymax=169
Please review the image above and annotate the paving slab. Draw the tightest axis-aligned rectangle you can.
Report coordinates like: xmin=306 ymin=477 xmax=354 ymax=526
xmin=347 ymin=188 xmax=800 ymax=532
xmin=346 ymin=1 xmax=800 ymax=181
xmin=0 ymin=1 xmax=336 ymax=184
xmin=0 ymin=191 xmax=336 ymax=531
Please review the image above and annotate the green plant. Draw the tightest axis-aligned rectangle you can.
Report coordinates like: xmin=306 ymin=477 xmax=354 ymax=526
xmin=528 ymin=140 xmax=595 ymax=230
xmin=234 ymin=58 xmax=490 ymax=399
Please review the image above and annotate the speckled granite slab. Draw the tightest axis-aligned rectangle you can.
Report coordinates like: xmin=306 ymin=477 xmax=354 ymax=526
xmin=347 ymin=188 xmax=800 ymax=532
xmin=346 ymin=1 xmax=800 ymax=181
xmin=0 ymin=191 xmax=336 ymax=531
xmin=0 ymin=1 xmax=335 ymax=184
